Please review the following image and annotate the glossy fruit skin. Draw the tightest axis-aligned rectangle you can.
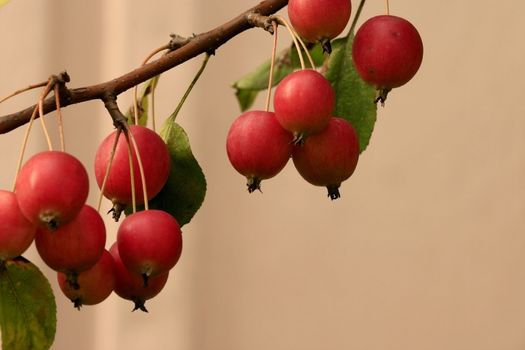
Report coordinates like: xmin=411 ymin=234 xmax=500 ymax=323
xmin=94 ymin=125 xmax=170 ymax=206
xmin=15 ymin=151 xmax=89 ymax=230
xmin=35 ymin=205 xmax=106 ymax=274
xmin=57 ymin=249 xmax=115 ymax=309
xmin=288 ymin=0 xmax=351 ymax=43
xmin=0 ymin=190 xmax=36 ymax=261
xmin=226 ymin=110 xmax=293 ymax=192
xmin=292 ymin=117 xmax=359 ymax=199
xmin=117 ymin=210 xmax=182 ymax=282
xmin=352 ymin=15 xmax=423 ymax=90
xmin=274 ymin=69 xmax=335 ymax=142
xmin=110 ymin=242 xmax=169 ymax=312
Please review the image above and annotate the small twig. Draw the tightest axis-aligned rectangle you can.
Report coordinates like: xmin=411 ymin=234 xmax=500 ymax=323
xmin=0 ymin=0 xmax=289 ymax=135
xmin=168 ymin=34 xmax=192 ymax=51
xmin=246 ymin=13 xmax=275 ymax=34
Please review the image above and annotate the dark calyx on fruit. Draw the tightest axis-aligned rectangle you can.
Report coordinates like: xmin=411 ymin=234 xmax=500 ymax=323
xmin=133 ymin=298 xmax=149 ymax=313
xmin=326 ymin=185 xmax=342 ymax=200
xmin=247 ymin=177 xmax=262 ymax=193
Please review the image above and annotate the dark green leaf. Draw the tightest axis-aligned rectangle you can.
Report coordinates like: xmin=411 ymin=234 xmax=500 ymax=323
xmin=0 ymin=257 xmax=56 ymax=350
xmin=125 ymin=75 xmax=160 ymax=126
xmin=148 ymin=119 xmax=206 ymax=227
xmin=232 ymin=45 xmax=325 ymax=111
xmin=324 ymin=36 xmax=377 ymax=152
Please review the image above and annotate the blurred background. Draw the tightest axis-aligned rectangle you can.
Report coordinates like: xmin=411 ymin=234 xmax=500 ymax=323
xmin=1 ymin=0 xmax=525 ymax=349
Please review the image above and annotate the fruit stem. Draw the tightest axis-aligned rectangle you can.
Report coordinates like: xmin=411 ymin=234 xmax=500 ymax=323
xmin=348 ymin=0 xmax=367 ymax=35
xmin=273 ymin=16 xmax=305 ymax=70
xmin=12 ymin=105 xmax=38 ymax=191
xmin=386 ymin=0 xmax=390 ymax=15
xmin=54 ymin=84 xmax=66 ymax=152
xmin=97 ymin=128 xmax=122 ymax=213
xmin=168 ymin=53 xmax=210 ymax=123
xmin=151 ymin=82 xmax=157 ymax=132
xmin=133 ymin=44 xmax=170 ymax=127
xmin=38 ymin=79 xmax=56 ymax=151
xmin=122 ymin=128 xmax=138 ymax=214
xmin=265 ymin=21 xmax=279 ymax=112
xmin=288 ymin=25 xmax=316 ymax=69
xmin=0 ymin=81 xmax=48 ymax=105
xmin=124 ymin=123 xmax=150 ymax=210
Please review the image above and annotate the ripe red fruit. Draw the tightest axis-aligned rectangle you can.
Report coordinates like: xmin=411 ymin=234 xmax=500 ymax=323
xmin=352 ymin=15 xmax=424 ymax=103
xmin=35 ymin=205 xmax=106 ymax=286
xmin=117 ymin=210 xmax=182 ymax=286
xmin=288 ymin=0 xmax=351 ymax=51
xmin=15 ymin=151 xmax=89 ymax=230
xmin=0 ymin=190 xmax=36 ymax=261
xmin=57 ymin=249 xmax=115 ymax=309
xmin=292 ymin=117 xmax=359 ymax=199
xmin=274 ymin=69 xmax=335 ymax=143
xmin=226 ymin=110 xmax=293 ymax=192
xmin=94 ymin=125 xmax=170 ymax=215
xmin=110 ymin=242 xmax=169 ymax=312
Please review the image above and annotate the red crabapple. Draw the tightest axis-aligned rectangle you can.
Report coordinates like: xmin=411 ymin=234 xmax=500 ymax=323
xmin=274 ymin=69 xmax=335 ymax=143
xmin=292 ymin=117 xmax=359 ymax=199
xmin=57 ymin=249 xmax=115 ymax=309
xmin=0 ymin=190 xmax=36 ymax=261
xmin=15 ymin=151 xmax=89 ymax=230
xmin=94 ymin=125 xmax=170 ymax=217
xmin=35 ymin=205 xmax=106 ymax=287
xmin=352 ymin=15 xmax=424 ymax=103
xmin=110 ymin=242 xmax=169 ymax=312
xmin=288 ymin=0 xmax=351 ymax=51
xmin=226 ymin=110 xmax=293 ymax=192
xmin=117 ymin=210 xmax=182 ymax=286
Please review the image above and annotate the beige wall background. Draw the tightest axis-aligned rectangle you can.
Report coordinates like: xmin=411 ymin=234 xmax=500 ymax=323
xmin=1 ymin=0 xmax=525 ymax=349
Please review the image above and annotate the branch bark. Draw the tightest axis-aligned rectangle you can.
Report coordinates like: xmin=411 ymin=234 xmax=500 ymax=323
xmin=0 ymin=0 xmax=288 ymax=134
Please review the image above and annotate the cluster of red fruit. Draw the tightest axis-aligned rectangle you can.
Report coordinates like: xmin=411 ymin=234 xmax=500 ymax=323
xmin=227 ymin=0 xmax=422 ymax=199
xmin=0 ymin=125 xmax=181 ymax=312
xmin=227 ymin=69 xmax=359 ymax=199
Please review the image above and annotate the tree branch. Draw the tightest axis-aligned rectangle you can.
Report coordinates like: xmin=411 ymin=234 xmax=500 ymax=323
xmin=0 ymin=0 xmax=288 ymax=134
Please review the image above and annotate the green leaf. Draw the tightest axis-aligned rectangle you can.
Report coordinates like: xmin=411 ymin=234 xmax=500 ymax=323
xmin=125 ymin=75 xmax=160 ymax=126
xmin=232 ymin=45 xmax=325 ymax=111
xmin=324 ymin=36 xmax=377 ymax=152
xmin=147 ymin=119 xmax=206 ymax=227
xmin=0 ymin=257 xmax=56 ymax=350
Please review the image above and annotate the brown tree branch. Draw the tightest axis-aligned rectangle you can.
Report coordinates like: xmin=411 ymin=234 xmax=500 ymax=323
xmin=0 ymin=0 xmax=288 ymax=134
